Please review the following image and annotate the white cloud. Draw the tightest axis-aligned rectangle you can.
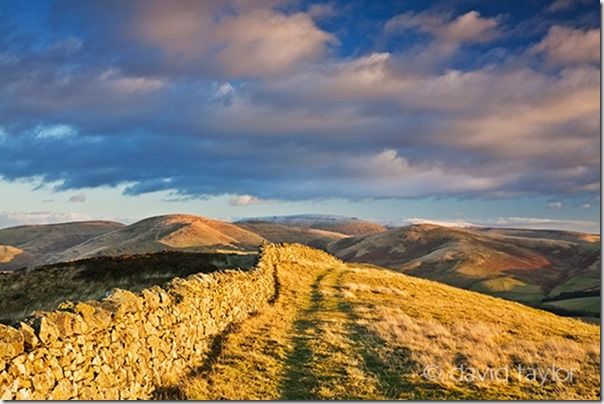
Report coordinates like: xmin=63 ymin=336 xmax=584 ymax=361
xmin=98 ymin=69 xmax=164 ymax=93
xmin=215 ymin=83 xmax=235 ymax=98
xmin=132 ymin=2 xmax=335 ymax=77
xmin=532 ymin=26 xmax=599 ymax=65
xmin=305 ymin=149 xmax=511 ymax=198
xmin=0 ymin=211 xmax=94 ymax=229
xmin=307 ymin=3 xmax=337 ymax=20
xmin=216 ymin=9 xmax=336 ymax=76
xmin=229 ymin=194 xmax=267 ymax=206
xmin=34 ymin=124 xmax=76 ymax=139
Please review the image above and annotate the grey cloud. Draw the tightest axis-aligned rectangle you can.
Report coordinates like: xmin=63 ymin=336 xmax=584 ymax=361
xmin=68 ymin=192 xmax=86 ymax=203
xmin=0 ymin=211 xmax=94 ymax=229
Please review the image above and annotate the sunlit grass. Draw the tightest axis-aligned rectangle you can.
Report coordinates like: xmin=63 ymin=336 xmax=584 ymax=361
xmin=169 ymin=246 xmax=599 ymax=400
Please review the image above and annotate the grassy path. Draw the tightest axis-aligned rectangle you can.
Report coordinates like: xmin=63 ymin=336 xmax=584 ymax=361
xmin=173 ymin=260 xmax=388 ymax=399
xmin=161 ymin=249 xmax=600 ymax=400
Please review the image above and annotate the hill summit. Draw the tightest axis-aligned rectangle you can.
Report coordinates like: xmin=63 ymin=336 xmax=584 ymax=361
xmin=55 ymin=214 xmax=265 ymax=262
xmin=0 ymin=215 xmax=265 ymax=270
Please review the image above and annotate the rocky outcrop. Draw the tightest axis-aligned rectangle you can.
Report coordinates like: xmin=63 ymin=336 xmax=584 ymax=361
xmin=0 ymin=244 xmax=339 ymax=399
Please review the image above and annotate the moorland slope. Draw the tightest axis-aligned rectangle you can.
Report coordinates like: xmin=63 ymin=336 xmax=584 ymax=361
xmin=327 ymin=224 xmax=600 ymax=316
xmin=238 ymin=221 xmax=347 ymax=249
xmin=55 ymin=214 xmax=265 ymax=262
xmin=238 ymin=214 xmax=387 ymax=236
xmin=0 ymin=221 xmax=124 ymax=270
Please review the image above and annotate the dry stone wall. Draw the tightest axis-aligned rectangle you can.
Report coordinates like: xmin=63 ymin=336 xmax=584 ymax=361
xmin=0 ymin=244 xmax=316 ymax=400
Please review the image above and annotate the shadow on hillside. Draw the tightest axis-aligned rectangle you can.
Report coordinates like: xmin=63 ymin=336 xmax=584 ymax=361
xmin=0 ymin=251 xmax=256 ymax=325
xmin=279 ymin=271 xmax=328 ymax=400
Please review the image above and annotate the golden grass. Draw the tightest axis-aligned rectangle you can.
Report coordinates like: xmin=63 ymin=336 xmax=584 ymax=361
xmin=167 ymin=248 xmax=599 ymax=400
xmin=0 ymin=245 xmax=25 ymax=263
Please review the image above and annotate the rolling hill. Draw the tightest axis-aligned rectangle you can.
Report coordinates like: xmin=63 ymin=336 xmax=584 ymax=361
xmin=0 ymin=214 xmax=599 ymax=320
xmin=165 ymin=244 xmax=599 ymax=400
xmin=238 ymin=214 xmax=387 ymax=236
xmin=0 ymin=221 xmax=124 ymax=270
xmin=238 ymin=221 xmax=348 ymax=249
xmin=475 ymin=227 xmax=601 ymax=244
xmin=0 ymin=214 xmax=266 ymax=271
xmin=327 ymin=224 xmax=600 ymax=317
xmin=53 ymin=214 xmax=265 ymax=262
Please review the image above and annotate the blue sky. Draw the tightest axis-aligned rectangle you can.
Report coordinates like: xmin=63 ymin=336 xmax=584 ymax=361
xmin=0 ymin=0 xmax=600 ymax=232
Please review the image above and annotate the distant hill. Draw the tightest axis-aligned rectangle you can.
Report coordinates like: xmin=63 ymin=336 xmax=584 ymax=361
xmin=0 ymin=214 xmax=599 ymax=320
xmin=53 ymin=214 xmax=265 ymax=262
xmin=238 ymin=214 xmax=387 ymax=236
xmin=238 ymin=221 xmax=347 ymax=249
xmin=0 ymin=215 xmax=266 ymax=271
xmin=475 ymin=227 xmax=601 ymax=244
xmin=0 ymin=221 xmax=124 ymax=270
xmin=327 ymin=224 xmax=600 ymax=317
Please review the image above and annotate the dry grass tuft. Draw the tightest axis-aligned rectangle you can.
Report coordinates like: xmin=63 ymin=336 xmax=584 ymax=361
xmin=166 ymin=245 xmax=599 ymax=400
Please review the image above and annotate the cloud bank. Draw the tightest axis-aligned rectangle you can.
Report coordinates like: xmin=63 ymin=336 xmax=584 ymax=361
xmin=0 ymin=0 xmax=599 ymax=206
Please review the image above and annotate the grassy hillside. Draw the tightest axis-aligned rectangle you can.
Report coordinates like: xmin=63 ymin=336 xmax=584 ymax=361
xmin=53 ymin=214 xmax=265 ymax=263
xmin=327 ymin=224 xmax=600 ymax=316
xmin=159 ymin=244 xmax=599 ymax=400
xmin=239 ymin=221 xmax=348 ymax=249
xmin=0 ymin=221 xmax=124 ymax=270
xmin=238 ymin=214 xmax=387 ymax=236
xmin=0 ymin=251 xmax=255 ymax=324
xmin=476 ymin=227 xmax=601 ymax=244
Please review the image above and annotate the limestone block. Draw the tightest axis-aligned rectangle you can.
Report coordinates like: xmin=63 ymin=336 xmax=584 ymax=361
xmin=106 ymin=289 xmax=142 ymax=317
xmin=15 ymin=388 xmax=32 ymax=400
xmin=75 ymin=302 xmax=112 ymax=330
xmin=0 ymin=324 xmax=24 ymax=360
xmin=18 ymin=322 xmax=39 ymax=350
xmin=32 ymin=370 xmax=55 ymax=393
xmin=142 ymin=288 xmax=162 ymax=309
xmin=45 ymin=311 xmax=80 ymax=338
xmin=50 ymin=378 xmax=74 ymax=400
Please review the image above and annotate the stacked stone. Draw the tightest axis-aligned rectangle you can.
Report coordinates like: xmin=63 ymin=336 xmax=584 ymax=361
xmin=0 ymin=246 xmax=277 ymax=400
